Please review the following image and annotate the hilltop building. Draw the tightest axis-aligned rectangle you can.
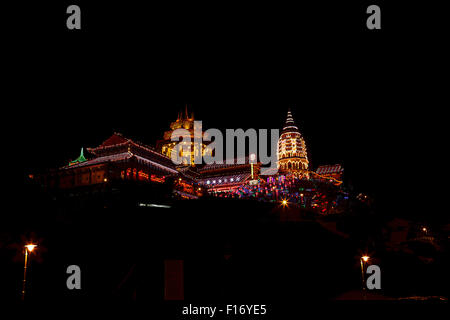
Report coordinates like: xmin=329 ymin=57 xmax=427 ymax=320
xmin=156 ymin=105 xmax=211 ymax=166
xmin=36 ymin=107 xmax=344 ymax=202
xmin=277 ymin=109 xmax=309 ymax=175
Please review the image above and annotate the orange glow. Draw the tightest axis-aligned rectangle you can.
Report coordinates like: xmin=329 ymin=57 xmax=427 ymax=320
xmin=138 ymin=171 xmax=149 ymax=180
xmin=150 ymin=175 xmax=165 ymax=183
xmin=281 ymin=199 xmax=288 ymax=207
xmin=361 ymin=256 xmax=369 ymax=262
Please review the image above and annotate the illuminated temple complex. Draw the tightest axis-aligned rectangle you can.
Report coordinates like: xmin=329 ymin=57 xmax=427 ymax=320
xmin=37 ymin=107 xmax=347 ymax=213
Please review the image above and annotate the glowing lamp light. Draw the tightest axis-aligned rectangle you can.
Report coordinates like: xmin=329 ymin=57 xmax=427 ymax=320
xmin=249 ymin=154 xmax=256 ymax=179
xmin=25 ymin=244 xmax=37 ymax=252
xmin=361 ymin=256 xmax=369 ymax=262
xmin=422 ymin=227 xmax=427 ymax=232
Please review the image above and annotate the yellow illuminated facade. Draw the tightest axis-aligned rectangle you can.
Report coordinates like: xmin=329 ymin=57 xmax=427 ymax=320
xmin=277 ymin=109 xmax=309 ymax=174
xmin=159 ymin=106 xmax=210 ymax=166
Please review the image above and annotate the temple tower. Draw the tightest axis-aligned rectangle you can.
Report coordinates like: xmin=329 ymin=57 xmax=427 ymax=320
xmin=158 ymin=105 xmax=209 ymax=166
xmin=277 ymin=108 xmax=309 ymax=174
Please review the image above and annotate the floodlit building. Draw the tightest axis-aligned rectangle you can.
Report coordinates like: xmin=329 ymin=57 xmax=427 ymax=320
xmin=35 ymin=107 xmax=346 ymax=206
xmin=277 ymin=108 xmax=309 ymax=175
xmin=157 ymin=105 xmax=210 ymax=166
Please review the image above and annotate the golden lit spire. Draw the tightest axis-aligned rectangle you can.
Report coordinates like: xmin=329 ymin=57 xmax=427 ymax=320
xmin=285 ymin=107 xmax=295 ymax=127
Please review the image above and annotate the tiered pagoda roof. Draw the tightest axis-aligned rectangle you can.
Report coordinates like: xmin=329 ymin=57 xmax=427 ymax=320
xmin=63 ymin=133 xmax=178 ymax=175
xmin=277 ymin=108 xmax=309 ymax=172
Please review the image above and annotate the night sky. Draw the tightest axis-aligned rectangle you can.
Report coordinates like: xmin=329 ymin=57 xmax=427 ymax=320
xmin=8 ymin=1 xmax=446 ymax=219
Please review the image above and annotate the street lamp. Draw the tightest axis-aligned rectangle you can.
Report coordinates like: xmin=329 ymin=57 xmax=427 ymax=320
xmin=360 ymin=255 xmax=369 ymax=290
xmin=250 ymin=153 xmax=256 ymax=179
xmin=22 ymin=244 xmax=37 ymax=301
xmin=25 ymin=244 xmax=36 ymax=252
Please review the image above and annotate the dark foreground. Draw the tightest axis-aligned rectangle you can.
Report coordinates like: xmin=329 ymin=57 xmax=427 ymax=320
xmin=1 ymin=181 xmax=448 ymax=314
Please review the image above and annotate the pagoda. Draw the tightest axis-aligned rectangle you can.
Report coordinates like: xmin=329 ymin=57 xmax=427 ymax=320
xmin=277 ymin=108 xmax=309 ymax=174
xmin=157 ymin=105 xmax=210 ymax=166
